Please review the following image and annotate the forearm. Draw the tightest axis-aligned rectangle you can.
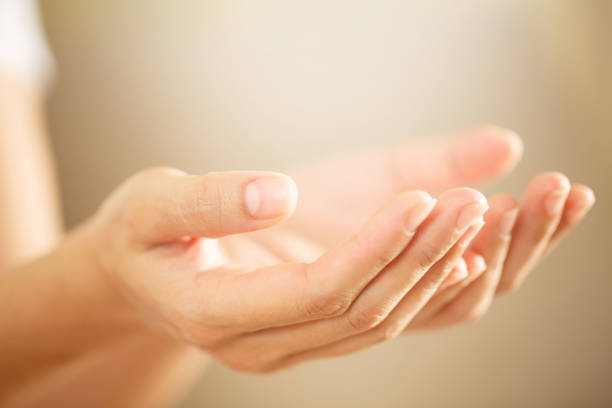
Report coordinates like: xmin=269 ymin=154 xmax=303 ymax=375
xmin=0 ymin=75 xmax=63 ymax=270
xmin=0 ymin=225 xmax=207 ymax=407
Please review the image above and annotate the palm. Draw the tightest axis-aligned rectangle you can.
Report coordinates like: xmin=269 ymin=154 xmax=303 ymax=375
xmin=107 ymin=129 xmax=592 ymax=372
xmin=101 ymin=128 xmax=592 ymax=375
xmin=218 ymin=158 xmax=397 ymax=267
xmin=219 ymin=128 xmax=520 ymax=267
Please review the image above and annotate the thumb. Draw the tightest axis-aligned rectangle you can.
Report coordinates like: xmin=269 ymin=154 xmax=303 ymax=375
xmin=392 ymin=126 xmax=524 ymax=192
xmin=124 ymin=168 xmax=298 ymax=244
xmin=443 ymin=126 xmax=524 ymax=186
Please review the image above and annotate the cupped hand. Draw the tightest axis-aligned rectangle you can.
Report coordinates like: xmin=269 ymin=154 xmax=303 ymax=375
xmin=85 ymin=126 xmax=595 ymax=373
xmin=257 ymin=126 xmax=594 ymax=341
xmin=240 ymin=174 xmax=594 ymax=370
xmin=85 ymin=168 xmax=488 ymax=373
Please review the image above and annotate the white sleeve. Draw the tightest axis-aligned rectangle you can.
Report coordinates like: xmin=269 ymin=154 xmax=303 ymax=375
xmin=0 ymin=0 xmax=55 ymax=89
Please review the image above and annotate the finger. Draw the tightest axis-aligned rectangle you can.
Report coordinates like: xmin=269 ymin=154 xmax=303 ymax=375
xmin=207 ymin=191 xmax=436 ymax=332
xmin=438 ymin=257 xmax=468 ymax=290
xmin=410 ymin=195 xmax=518 ymax=329
xmin=258 ymin=221 xmax=485 ymax=372
xmin=337 ymin=188 xmax=487 ymax=332
xmin=388 ymin=126 xmax=523 ymax=192
xmin=369 ymin=220 xmax=485 ymax=337
xmin=213 ymin=189 xmax=486 ymax=364
xmin=411 ymin=195 xmax=516 ymax=325
xmin=497 ymin=172 xmax=570 ymax=293
xmin=546 ymin=184 xmax=595 ymax=251
xmin=410 ymin=252 xmax=486 ymax=327
xmin=123 ymin=168 xmax=298 ymax=244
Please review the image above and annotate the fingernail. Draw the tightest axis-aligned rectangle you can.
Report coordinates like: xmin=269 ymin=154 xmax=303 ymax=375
xmin=457 ymin=217 xmax=485 ymax=248
xmin=544 ymin=188 xmax=569 ymax=216
xmin=457 ymin=127 xmax=523 ymax=176
xmin=498 ymin=208 xmax=519 ymax=239
xmin=456 ymin=202 xmax=488 ymax=232
xmin=245 ymin=176 xmax=298 ymax=219
xmin=404 ymin=198 xmax=437 ymax=235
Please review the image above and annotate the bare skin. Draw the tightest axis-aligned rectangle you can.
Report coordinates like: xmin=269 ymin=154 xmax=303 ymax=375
xmin=0 ymin=75 xmax=62 ymax=269
xmin=0 ymin=77 xmax=595 ymax=407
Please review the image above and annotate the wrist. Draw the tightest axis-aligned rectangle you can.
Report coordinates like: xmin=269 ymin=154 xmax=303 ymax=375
xmin=78 ymin=216 xmax=196 ymax=344
xmin=0 ymin=222 xmax=200 ymax=405
xmin=69 ymin=219 xmax=166 ymax=339
xmin=51 ymin=223 xmax=144 ymax=344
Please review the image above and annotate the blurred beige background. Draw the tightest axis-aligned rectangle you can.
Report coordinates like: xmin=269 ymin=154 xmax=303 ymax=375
xmin=40 ymin=0 xmax=611 ymax=406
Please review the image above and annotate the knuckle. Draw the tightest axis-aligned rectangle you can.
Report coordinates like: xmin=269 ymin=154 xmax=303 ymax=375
xmin=138 ymin=166 xmax=184 ymax=180
xmin=419 ymin=276 xmax=443 ymax=297
xmin=371 ymin=247 xmax=398 ymax=270
xmin=117 ymin=167 xmax=183 ymax=223
xmin=346 ymin=307 xmax=388 ymax=332
xmin=305 ymin=290 xmax=352 ymax=318
xmin=301 ymin=264 xmax=353 ymax=318
xmin=128 ymin=167 xmax=186 ymax=195
xmin=199 ymin=173 xmax=226 ymax=233
xmin=414 ymin=243 xmax=446 ymax=269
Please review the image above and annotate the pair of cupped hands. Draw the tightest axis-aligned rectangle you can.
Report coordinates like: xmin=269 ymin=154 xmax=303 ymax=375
xmin=85 ymin=127 xmax=594 ymax=373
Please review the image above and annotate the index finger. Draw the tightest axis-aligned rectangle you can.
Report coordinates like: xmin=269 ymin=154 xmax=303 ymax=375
xmin=208 ymin=191 xmax=436 ymax=331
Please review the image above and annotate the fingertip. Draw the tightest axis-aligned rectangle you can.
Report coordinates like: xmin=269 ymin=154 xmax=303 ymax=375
xmin=464 ymin=125 xmax=524 ymax=175
xmin=479 ymin=125 xmax=524 ymax=166
xmin=284 ymin=175 xmax=300 ymax=215
xmin=398 ymin=190 xmax=437 ymax=234
xmin=438 ymin=187 xmax=488 ymax=208
xmin=472 ymin=254 xmax=487 ymax=274
xmin=455 ymin=257 xmax=468 ymax=278
xmin=465 ymin=252 xmax=487 ymax=276
xmin=565 ymin=184 xmax=595 ymax=222
xmin=436 ymin=188 xmax=488 ymax=232
xmin=545 ymin=184 xmax=595 ymax=248
xmin=521 ymin=172 xmax=571 ymax=217
xmin=502 ymin=128 xmax=524 ymax=164
xmin=571 ymin=184 xmax=596 ymax=208
xmin=529 ymin=172 xmax=571 ymax=193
